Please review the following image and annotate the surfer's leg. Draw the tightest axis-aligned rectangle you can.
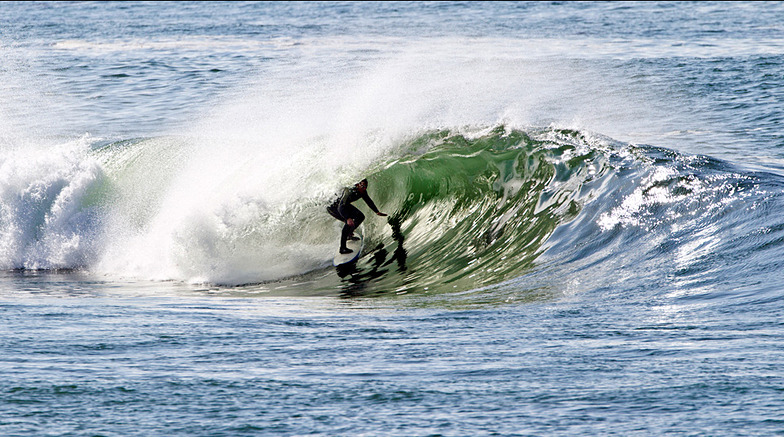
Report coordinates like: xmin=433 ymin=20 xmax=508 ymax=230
xmin=345 ymin=206 xmax=364 ymax=241
xmin=327 ymin=205 xmax=342 ymax=221
xmin=337 ymin=205 xmax=364 ymax=253
xmin=354 ymin=210 xmax=365 ymax=227
xmin=330 ymin=205 xmax=354 ymax=252
xmin=344 ymin=205 xmax=364 ymax=228
xmin=340 ymin=224 xmax=353 ymax=253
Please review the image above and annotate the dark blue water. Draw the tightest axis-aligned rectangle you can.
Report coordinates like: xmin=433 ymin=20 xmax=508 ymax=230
xmin=2 ymin=2 xmax=784 ymax=435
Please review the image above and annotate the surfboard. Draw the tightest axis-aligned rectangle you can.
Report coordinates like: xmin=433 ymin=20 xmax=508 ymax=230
xmin=333 ymin=234 xmax=363 ymax=266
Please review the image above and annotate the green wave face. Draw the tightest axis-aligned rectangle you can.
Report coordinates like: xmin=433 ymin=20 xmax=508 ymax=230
xmin=352 ymin=127 xmax=611 ymax=295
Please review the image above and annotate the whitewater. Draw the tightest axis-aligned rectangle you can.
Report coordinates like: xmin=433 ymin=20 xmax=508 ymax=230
xmin=2 ymin=2 xmax=784 ymax=436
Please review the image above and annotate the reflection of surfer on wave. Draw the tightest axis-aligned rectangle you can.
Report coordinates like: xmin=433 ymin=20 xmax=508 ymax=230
xmin=327 ymin=179 xmax=387 ymax=254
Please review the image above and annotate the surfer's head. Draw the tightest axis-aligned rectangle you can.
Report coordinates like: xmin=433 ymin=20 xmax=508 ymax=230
xmin=357 ymin=179 xmax=368 ymax=192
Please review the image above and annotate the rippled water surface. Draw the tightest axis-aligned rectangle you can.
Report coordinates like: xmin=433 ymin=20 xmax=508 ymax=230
xmin=2 ymin=2 xmax=784 ymax=435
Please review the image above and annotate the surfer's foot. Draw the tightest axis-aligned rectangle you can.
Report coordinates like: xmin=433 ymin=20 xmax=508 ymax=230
xmin=339 ymin=248 xmax=353 ymax=254
xmin=348 ymin=235 xmax=360 ymax=241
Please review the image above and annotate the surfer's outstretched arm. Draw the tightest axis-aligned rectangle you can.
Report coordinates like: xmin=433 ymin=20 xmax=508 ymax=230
xmin=361 ymin=192 xmax=386 ymax=216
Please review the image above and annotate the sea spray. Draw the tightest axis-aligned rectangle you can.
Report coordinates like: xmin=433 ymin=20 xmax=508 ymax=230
xmin=0 ymin=39 xmax=725 ymax=286
xmin=0 ymin=136 xmax=104 ymax=270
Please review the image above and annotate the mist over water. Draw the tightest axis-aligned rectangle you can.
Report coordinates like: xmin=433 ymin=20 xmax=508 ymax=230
xmin=2 ymin=35 xmax=685 ymax=285
xmin=3 ymin=3 xmax=784 ymax=436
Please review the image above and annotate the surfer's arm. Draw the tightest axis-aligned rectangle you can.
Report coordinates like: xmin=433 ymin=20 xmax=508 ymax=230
xmin=362 ymin=192 xmax=386 ymax=216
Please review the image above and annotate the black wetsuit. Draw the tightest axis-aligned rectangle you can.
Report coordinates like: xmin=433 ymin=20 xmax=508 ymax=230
xmin=327 ymin=185 xmax=380 ymax=251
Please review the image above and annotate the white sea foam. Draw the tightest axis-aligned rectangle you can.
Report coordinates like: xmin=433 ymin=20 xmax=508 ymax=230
xmin=0 ymin=136 xmax=103 ymax=270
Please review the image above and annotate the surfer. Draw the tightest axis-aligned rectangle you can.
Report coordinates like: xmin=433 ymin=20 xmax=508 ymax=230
xmin=327 ymin=179 xmax=387 ymax=254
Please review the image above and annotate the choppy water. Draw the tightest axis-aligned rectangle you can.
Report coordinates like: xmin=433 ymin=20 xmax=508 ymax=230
xmin=2 ymin=2 xmax=784 ymax=435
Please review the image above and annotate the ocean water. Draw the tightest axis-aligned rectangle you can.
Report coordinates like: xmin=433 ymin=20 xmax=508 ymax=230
xmin=2 ymin=1 xmax=784 ymax=435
